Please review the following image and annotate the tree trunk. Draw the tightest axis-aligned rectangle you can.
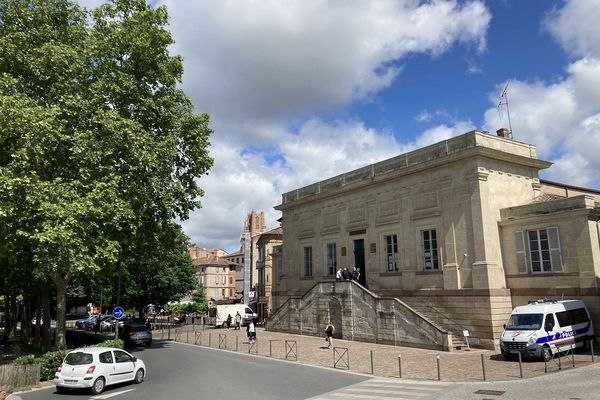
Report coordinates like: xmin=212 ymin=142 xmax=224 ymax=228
xmin=41 ymin=284 xmax=51 ymax=352
xmin=54 ymin=274 xmax=68 ymax=350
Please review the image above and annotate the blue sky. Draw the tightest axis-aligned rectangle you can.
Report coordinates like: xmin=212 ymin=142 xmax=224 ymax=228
xmin=80 ymin=1 xmax=600 ymax=251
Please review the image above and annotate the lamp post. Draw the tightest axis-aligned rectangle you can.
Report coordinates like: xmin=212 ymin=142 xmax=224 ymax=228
xmin=115 ymin=245 xmax=122 ymax=341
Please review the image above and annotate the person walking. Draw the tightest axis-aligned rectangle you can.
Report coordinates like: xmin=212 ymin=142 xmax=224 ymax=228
xmin=234 ymin=311 xmax=242 ymax=330
xmin=325 ymin=322 xmax=335 ymax=349
xmin=226 ymin=314 xmax=232 ymax=330
xmin=247 ymin=319 xmax=256 ymax=341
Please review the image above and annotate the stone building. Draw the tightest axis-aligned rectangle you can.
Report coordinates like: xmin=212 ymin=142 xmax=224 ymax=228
xmin=189 ymin=247 xmax=237 ymax=302
xmin=270 ymin=129 xmax=600 ymax=350
xmin=255 ymin=226 xmax=283 ymax=321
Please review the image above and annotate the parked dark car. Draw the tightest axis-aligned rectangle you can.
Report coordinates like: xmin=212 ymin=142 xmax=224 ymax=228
xmin=121 ymin=323 xmax=152 ymax=347
xmin=75 ymin=315 xmax=98 ymax=331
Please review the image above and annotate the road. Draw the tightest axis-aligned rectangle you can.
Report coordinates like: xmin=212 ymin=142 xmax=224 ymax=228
xmin=18 ymin=340 xmax=600 ymax=399
xmin=20 ymin=341 xmax=373 ymax=400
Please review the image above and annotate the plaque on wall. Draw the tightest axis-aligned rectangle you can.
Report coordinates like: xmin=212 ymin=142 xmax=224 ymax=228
xmin=341 ymin=247 xmax=346 ymax=256
xmin=370 ymin=243 xmax=376 ymax=253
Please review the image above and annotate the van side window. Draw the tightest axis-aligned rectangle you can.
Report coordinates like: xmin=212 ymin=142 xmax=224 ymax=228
xmin=556 ymin=308 xmax=589 ymax=327
xmin=544 ymin=314 xmax=555 ymax=331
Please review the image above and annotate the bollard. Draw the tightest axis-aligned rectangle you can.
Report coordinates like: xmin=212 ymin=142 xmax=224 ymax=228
xmin=236 ymin=336 xmax=239 ymax=352
xmin=168 ymin=316 xmax=171 ymax=340
xmin=398 ymin=355 xmax=402 ymax=379
xmin=558 ymin=351 xmax=562 ymax=370
xmin=518 ymin=352 xmax=523 ymax=378
xmin=481 ymin=354 xmax=487 ymax=381
xmin=187 ymin=331 xmax=189 ymax=343
xmin=436 ymin=355 xmax=441 ymax=381
xmin=591 ymin=340 xmax=595 ymax=363
xmin=209 ymin=332 xmax=212 ymax=347
xmin=544 ymin=355 xmax=547 ymax=373
xmin=370 ymin=350 xmax=374 ymax=375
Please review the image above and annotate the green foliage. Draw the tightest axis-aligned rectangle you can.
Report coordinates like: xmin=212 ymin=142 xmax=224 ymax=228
xmin=0 ymin=0 xmax=213 ymax=348
xmin=14 ymin=354 xmax=37 ymax=365
xmin=96 ymin=338 xmax=124 ymax=349
xmin=167 ymin=301 xmax=207 ymax=314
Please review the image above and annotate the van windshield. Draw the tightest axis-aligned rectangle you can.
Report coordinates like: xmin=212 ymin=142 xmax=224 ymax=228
xmin=505 ymin=313 xmax=543 ymax=330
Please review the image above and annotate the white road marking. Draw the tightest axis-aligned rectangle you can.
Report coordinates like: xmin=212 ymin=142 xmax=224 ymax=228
xmin=89 ymin=388 xmax=136 ymax=399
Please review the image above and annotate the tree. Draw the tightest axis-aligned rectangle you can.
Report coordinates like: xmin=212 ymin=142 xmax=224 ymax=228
xmin=0 ymin=0 xmax=213 ymax=348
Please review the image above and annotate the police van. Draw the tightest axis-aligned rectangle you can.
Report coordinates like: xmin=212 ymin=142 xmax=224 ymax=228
xmin=499 ymin=299 xmax=593 ymax=361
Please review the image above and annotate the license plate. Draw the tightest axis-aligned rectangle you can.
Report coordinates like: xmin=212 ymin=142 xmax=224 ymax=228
xmin=65 ymin=379 xmax=77 ymax=384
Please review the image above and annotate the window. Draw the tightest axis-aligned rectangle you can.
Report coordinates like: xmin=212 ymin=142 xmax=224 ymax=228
xmin=214 ymin=276 xmax=219 ymax=285
xmin=556 ymin=308 xmax=589 ymax=327
xmin=99 ymin=351 xmax=113 ymax=364
xmin=114 ymin=350 xmax=133 ymax=363
xmin=229 ymin=277 xmax=233 ymax=284
xmin=384 ymin=235 xmax=398 ymax=272
xmin=303 ymin=246 xmax=313 ymax=277
xmin=422 ymin=229 xmax=439 ymax=271
xmin=326 ymin=243 xmax=337 ymax=275
xmin=222 ymin=276 xmax=226 ymax=284
xmin=515 ymin=227 xmax=562 ymax=273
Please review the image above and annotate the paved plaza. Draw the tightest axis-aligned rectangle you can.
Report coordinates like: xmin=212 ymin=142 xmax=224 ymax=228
xmin=158 ymin=324 xmax=597 ymax=382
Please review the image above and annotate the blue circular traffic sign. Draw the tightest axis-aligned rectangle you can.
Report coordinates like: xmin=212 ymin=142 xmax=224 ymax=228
xmin=113 ymin=306 xmax=125 ymax=319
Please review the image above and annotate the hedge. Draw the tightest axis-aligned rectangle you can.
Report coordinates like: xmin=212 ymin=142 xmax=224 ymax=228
xmin=15 ymin=338 xmax=124 ymax=381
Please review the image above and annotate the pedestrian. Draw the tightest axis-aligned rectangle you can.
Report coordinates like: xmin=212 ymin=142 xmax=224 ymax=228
xmin=324 ymin=322 xmax=335 ymax=349
xmin=335 ymin=268 xmax=342 ymax=281
xmin=0 ymin=384 xmax=22 ymax=400
xmin=234 ymin=311 xmax=242 ymax=330
xmin=226 ymin=314 xmax=232 ymax=330
xmin=247 ymin=319 xmax=256 ymax=341
xmin=341 ymin=267 xmax=352 ymax=281
xmin=351 ymin=267 xmax=360 ymax=281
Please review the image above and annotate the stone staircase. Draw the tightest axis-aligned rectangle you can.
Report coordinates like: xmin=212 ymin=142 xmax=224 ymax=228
xmin=400 ymin=301 xmax=470 ymax=351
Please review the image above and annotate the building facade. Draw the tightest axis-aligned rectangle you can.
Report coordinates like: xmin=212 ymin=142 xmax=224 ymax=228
xmin=273 ymin=130 xmax=600 ymax=349
xmin=255 ymin=226 xmax=283 ymax=321
xmin=189 ymin=247 xmax=237 ymax=302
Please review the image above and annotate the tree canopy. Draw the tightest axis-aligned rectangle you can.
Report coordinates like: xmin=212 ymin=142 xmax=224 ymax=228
xmin=0 ymin=0 xmax=212 ymax=349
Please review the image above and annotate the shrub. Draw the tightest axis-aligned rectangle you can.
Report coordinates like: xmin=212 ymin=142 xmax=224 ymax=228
xmin=14 ymin=354 xmax=37 ymax=365
xmin=39 ymin=350 xmax=70 ymax=381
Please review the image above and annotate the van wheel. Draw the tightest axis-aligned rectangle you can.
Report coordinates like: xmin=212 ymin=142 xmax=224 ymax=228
xmin=541 ymin=346 xmax=552 ymax=362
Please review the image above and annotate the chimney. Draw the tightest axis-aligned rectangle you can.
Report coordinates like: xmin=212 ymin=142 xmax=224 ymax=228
xmin=496 ymin=128 xmax=511 ymax=139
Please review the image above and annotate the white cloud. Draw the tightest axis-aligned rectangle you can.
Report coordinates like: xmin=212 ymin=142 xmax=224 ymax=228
xmin=544 ymin=0 xmax=600 ymax=59
xmin=160 ymin=0 xmax=490 ymax=145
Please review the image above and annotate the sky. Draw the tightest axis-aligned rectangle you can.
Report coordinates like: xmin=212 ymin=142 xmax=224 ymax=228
xmin=79 ymin=0 xmax=600 ymax=252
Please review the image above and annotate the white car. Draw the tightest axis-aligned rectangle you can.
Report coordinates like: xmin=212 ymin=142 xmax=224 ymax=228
xmin=54 ymin=347 xmax=146 ymax=394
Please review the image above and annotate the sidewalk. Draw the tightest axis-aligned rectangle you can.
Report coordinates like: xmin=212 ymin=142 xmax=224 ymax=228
xmin=162 ymin=324 xmax=597 ymax=382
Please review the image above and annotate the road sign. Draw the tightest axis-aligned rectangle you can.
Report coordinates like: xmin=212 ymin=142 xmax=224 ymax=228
xmin=113 ymin=306 xmax=125 ymax=320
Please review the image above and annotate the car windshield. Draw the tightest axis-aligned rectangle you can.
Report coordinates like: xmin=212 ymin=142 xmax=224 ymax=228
xmin=505 ymin=313 xmax=543 ymax=330
xmin=65 ymin=352 xmax=93 ymax=365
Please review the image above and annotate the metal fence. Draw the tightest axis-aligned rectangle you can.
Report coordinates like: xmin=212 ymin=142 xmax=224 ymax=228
xmin=151 ymin=322 xmax=598 ymax=382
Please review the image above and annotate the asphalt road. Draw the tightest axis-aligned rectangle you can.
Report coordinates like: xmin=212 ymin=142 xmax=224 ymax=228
xmin=19 ymin=341 xmax=370 ymax=400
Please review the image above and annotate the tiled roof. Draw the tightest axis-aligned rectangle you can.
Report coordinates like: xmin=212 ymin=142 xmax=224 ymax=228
xmin=192 ymin=255 xmax=232 ymax=266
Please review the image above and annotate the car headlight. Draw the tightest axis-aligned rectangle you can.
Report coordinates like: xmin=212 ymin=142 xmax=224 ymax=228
xmin=528 ymin=334 xmax=538 ymax=346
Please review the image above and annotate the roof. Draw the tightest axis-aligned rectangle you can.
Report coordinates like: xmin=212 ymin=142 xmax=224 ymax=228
xmin=192 ymin=255 xmax=233 ymax=267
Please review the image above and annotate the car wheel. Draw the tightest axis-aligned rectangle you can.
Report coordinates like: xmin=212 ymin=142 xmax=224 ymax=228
xmin=146 ymin=339 xmax=152 ymax=347
xmin=541 ymin=346 xmax=553 ymax=362
xmin=90 ymin=377 xmax=105 ymax=394
xmin=56 ymin=386 xmax=66 ymax=394
xmin=134 ymin=368 xmax=145 ymax=384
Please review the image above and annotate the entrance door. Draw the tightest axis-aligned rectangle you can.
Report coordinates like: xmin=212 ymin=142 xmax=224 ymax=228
xmin=353 ymin=239 xmax=366 ymax=287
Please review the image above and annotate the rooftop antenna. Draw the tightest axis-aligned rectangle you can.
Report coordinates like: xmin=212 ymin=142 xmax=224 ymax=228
xmin=497 ymin=83 xmax=513 ymax=138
